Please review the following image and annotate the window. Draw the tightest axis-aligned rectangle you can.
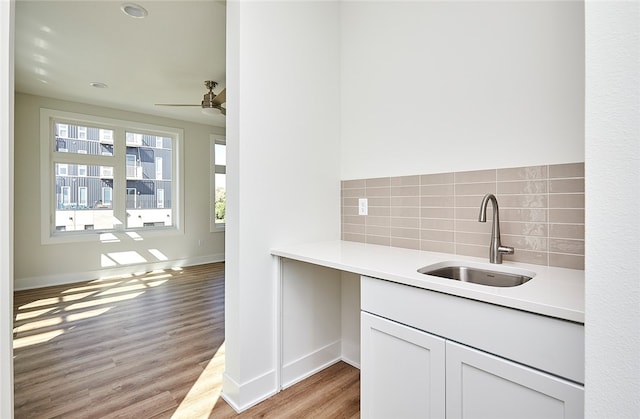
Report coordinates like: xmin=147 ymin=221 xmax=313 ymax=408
xmin=211 ymin=136 xmax=226 ymax=230
xmin=78 ymin=187 xmax=88 ymax=207
xmin=41 ymin=108 xmax=183 ymax=242
xmin=157 ymin=188 xmax=165 ymax=208
xmin=58 ymin=124 xmax=68 ymax=138
xmin=155 ymin=157 xmax=163 ymax=180
xmin=156 ymin=137 xmax=163 ymax=149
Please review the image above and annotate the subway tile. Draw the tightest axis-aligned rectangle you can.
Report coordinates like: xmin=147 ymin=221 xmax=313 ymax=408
xmin=421 ymin=229 xmax=455 ymax=242
xmin=497 ymin=165 xmax=547 ymax=181
xmin=549 ymin=223 xmax=585 ymax=240
xmin=343 ymin=197 xmax=359 ymax=207
xmin=390 ymin=217 xmax=420 ymax=229
xmin=549 ymin=253 xmax=584 ymax=270
xmin=342 ymin=179 xmax=366 ymax=189
xmin=549 ymin=193 xmax=585 ymax=209
xmin=549 ymin=209 xmax=585 ymax=224
xmin=549 ymin=162 xmax=584 ymax=178
xmin=455 ymin=231 xmax=490 ymax=247
xmin=366 ymin=225 xmax=390 ymax=237
xmin=391 ymin=237 xmax=421 ymax=250
xmin=366 ymin=215 xmax=390 ymax=227
xmin=367 ymin=197 xmax=391 ymax=207
xmin=421 ymin=184 xmax=455 ymax=196
xmin=456 ymin=207 xmax=494 ymax=221
xmin=497 ymin=180 xmax=548 ymax=195
xmin=420 ymin=218 xmax=455 ymax=231
xmin=421 ymin=195 xmax=454 ymax=208
xmin=502 ymin=234 xmax=548 ymax=252
xmin=366 ymin=177 xmax=391 ymax=188
xmin=390 ymin=207 xmax=420 ymax=218
xmin=500 ymin=208 xmax=548 ymax=223
xmin=549 ymin=238 xmax=585 ymax=255
xmin=454 ymin=219 xmax=492 ymax=234
xmin=343 ymin=233 xmax=365 ymax=243
xmin=391 ymin=185 xmax=420 ymax=197
xmin=342 ymin=223 xmax=366 ymax=235
xmin=421 ymin=207 xmax=455 ymax=219
xmin=391 ymin=175 xmax=420 ymax=187
xmin=390 ymin=227 xmax=420 ymax=240
xmin=501 ymin=221 xmax=547 ymax=237
xmin=343 ymin=215 xmax=365 ymax=225
xmin=421 ymin=240 xmax=456 ymax=254
xmin=455 ymin=244 xmax=487 ymax=258
xmin=342 ymin=188 xmax=366 ymax=198
xmin=455 ymin=182 xmax=496 ymax=196
xmin=342 ymin=206 xmax=359 ymax=217
xmin=549 ymin=178 xmax=584 ymax=193
xmin=508 ymin=249 xmax=548 ymax=266
xmin=420 ymin=172 xmax=454 ymax=185
xmin=498 ymin=194 xmax=547 ymax=209
xmin=366 ymin=235 xmax=390 ymax=246
xmin=368 ymin=206 xmax=391 ymax=217
xmin=366 ymin=187 xmax=391 ymax=198
xmin=390 ymin=196 xmax=420 ymax=207
xmin=455 ymin=169 xmax=496 ymax=184
xmin=455 ymin=195 xmax=488 ymax=208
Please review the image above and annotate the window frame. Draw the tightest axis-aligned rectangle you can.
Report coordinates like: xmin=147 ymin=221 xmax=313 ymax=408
xmin=210 ymin=135 xmax=226 ymax=231
xmin=40 ymin=108 xmax=184 ymax=244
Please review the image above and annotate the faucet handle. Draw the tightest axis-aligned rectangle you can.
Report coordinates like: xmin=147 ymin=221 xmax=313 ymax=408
xmin=498 ymin=245 xmax=514 ymax=255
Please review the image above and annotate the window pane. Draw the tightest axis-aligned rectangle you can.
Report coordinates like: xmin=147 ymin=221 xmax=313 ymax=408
xmin=125 ymin=132 xmax=173 ymax=229
xmin=55 ymin=123 xmax=114 ymax=156
xmin=214 ymin=143 xmax=226 ymax=166
xmin=214 ymin=173 xmax=226 ymax=224
xmin=55 ymin=164 xmax=115 ymax=232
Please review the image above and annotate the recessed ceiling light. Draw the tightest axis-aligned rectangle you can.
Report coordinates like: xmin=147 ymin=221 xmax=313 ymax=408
xmin=121 ymin=3 xmax=148 ymax=19
xmin=90 ymin=82 xmax=108 ymax=89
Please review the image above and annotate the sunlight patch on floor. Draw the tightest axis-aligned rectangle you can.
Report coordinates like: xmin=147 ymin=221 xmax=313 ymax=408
xmin=171 ymin=342 xmax=225 ymax=419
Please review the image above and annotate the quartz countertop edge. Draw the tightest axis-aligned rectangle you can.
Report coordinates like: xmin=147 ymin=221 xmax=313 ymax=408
xmin=271 ymin=240 xmax=585 ymax=324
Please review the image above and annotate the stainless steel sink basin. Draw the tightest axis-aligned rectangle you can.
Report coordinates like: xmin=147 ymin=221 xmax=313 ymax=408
xmin=418 ymin=262 xmax=534 ymax=287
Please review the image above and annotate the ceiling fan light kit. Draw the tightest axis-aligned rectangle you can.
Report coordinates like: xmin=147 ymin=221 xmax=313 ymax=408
xmin=155 ymin=80 xmax=226 ymax=116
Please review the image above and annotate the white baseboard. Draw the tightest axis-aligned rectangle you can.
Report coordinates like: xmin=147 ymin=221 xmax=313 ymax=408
xmin=221 ymin=369 xmax=278 ymax=413
xmin=14 ymin=253 xmax=225 ymax=290
xmin=282 ymin=340 xmax=342 ymax=389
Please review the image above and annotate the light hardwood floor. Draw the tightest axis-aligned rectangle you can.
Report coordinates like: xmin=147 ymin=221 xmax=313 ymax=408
xmin=13 ymin=262 xmax=360 ymax=418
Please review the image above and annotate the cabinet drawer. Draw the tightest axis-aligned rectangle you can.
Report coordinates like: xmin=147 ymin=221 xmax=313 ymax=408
xmin=361 ymin=276 xmax=584 ymax=384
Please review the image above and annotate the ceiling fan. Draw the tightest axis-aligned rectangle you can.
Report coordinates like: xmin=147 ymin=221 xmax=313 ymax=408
xmin=155 ymin=80 xmax=226 ymax=115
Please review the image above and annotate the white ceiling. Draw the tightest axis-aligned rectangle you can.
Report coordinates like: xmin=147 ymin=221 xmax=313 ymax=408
xmin=14 ymin=0 xmax=226 ymax=128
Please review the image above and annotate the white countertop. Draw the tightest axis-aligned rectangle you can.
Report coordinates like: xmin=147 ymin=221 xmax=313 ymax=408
xmin=271 ymin=240 xmax=585 ymax=324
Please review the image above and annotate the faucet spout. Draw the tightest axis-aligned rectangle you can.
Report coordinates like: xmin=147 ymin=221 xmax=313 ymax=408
xmin=478 ymin=193 xmax=514 ymax=264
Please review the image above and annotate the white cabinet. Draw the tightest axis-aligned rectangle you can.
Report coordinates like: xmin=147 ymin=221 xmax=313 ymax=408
xmin=361 ymin=276 xmax=585 ymax=419
xmin=361 ymin=312 xmax=445 ymax=418
xmin=446 ymin=341 xmax=584 ymax=419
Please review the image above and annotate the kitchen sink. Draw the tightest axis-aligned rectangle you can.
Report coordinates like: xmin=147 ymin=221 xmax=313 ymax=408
xmin=418 ymin=262 xmax=534 ymax=287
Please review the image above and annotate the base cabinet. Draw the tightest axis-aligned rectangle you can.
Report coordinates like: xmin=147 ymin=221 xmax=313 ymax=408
xmin=361 ymin=312 xmax=584 ymax=419
xmin=446 ymin=341 xmax=584 ymax=419
xmin=361 ymin=312 xmax=445 ymax=418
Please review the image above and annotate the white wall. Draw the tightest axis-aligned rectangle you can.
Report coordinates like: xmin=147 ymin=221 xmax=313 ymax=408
xmin=223 ymin=0 xmax=341 ymax=411
xmin=13 ymin=93 xmax=225 ymax=289
xmin=0 ymin=1 xmax=14 ymax=416
xmin=585 ymin=1 xmax=640 ymax=417
xmin=340 ymin=1 xmax=585 ymax=179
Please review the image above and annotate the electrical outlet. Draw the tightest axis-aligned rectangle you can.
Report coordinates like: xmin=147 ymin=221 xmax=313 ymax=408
xmin=358 ymin=198 xmax=368 ymax=216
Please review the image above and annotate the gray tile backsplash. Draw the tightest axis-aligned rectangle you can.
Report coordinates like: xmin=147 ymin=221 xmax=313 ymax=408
xmin=341 ymin=162 xmax=585 ymax=270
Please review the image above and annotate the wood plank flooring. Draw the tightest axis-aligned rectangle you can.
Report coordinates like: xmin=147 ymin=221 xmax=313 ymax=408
xmin=13 ymin=262 xmax=360 ymax=418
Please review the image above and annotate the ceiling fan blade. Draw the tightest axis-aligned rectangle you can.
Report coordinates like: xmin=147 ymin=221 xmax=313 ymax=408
xmin=155 ymin=103 xmax=201 ymax=107
xmin=212 ymin=88 xmax=226 ymax=106
xmin=219 ymin=107 xmax=226 ymax=115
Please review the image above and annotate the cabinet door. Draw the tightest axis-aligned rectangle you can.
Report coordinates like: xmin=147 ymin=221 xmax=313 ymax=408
xmin=361 ymin=312 xmax=446 ymax=419
xmin=446 ymin=341 xmax=584 ymax=419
